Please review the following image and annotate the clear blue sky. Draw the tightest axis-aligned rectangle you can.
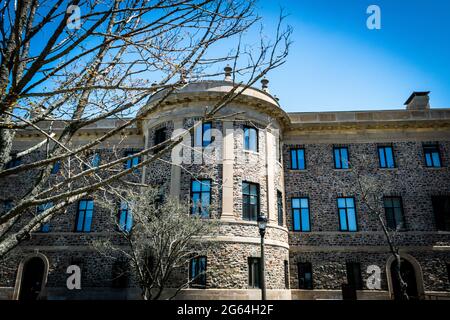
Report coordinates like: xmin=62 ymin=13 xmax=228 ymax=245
xmin=257 ymin=0 xmax=450 ymax=112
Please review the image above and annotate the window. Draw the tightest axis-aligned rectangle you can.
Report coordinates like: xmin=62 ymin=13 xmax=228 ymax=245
xmin=242 ymin=182 xmax=260 ymax=221
xmin=51 ymin=161 xmax=61 ymax=174
xmin=292 ymin=197 xmax=310 ymax=232
xmin=424 ymin=144 xmax=442 ymax=167
xmin=194 ymin=122 xmax=212 ymax=147
xmin=333 ymin=146 xmax=349 ymax=169
xmin=124 ymin=151 xmax=140 ymax=169
xmin=378 ymin=146 xmax=395 ymax=168
xmin=191 ymin=179 xmax=211 ymax=218
xmin=248 ymin=257 xmax=261 ymax=288
xmin=2 ymin=200 xmax=13 ymax=214
xmin=91 ymin=153 xmax=101 ymax=168
xmin=346 ymin=262 xmax=363 ymax=290
xmin=446 ymin=263 xmax=450 ymax=283
xmin=290 ymin=148 xmax=305 ymax=170
xmin=277 ymin=191 xmax=283 ymax=226
xmin=243 ymin=126 xmax=258 ymax=152
xmin=384 ymin=197 xmax=405 ymax=230
xmin=298 ymin=262 xmax=312 ymax=289
xmin=337 ymin=197 xmax=357 ymax=231
xmin=154 ymin=127 xmax=167 ymax=152
xmin=112 ymin=259 xmax=129 ymax=288
xmin=118 ymin=201 xmax=133 ymax=232
xmin=284 ymin=261 xmax=290 ymax=289
xmin=36 ymin=202 xmax=53 ymax=232
xmin=189 ymin=256 xmax=207 ymax=288
xmin=276 ymin=136 xmax=282 ymax=163
xmin=432 ymin=196 xmax=450 ymax=231
xmin=76 ymin=199 xmax=94 ymax=232
xmin=5 ymin=155 xmax=21 ymax=169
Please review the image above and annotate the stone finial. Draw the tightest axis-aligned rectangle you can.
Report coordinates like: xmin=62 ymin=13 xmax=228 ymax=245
xmin=224 ymin=65 xmax=232 ymax=81
xmin=404 ymin=91 xmax=430 ymax=110
xmin=261 ymin=77 xmax=269 ymax=93
xmin=180 ymin=68 xmax=187 ymax=84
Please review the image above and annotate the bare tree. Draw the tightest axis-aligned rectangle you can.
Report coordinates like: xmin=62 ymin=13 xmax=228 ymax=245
xmin=346 ymin=157 xmax=409 ymax=300
xmin=0 ymin=0 xmax=292 ymax=257
xmin=93 ymin=185 xmax=218 ymax=300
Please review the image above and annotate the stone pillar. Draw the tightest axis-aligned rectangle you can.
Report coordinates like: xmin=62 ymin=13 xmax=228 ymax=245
xmin=170 ymin=119 xmax=183 ymax=198
xmin=266 ymin=129 xmax=276 ymax=223
xmin=221 ymin=120 xmax=235 ymax=220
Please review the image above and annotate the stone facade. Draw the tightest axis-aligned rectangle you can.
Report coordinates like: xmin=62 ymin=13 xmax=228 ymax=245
xmin=0 ymin=82 xmax=449 ymax=300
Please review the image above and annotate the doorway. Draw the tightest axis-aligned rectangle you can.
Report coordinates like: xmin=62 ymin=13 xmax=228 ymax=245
xmin=390 ymin=258 xmax=419 ymax=300
xmin=18 ymin=256 xmax=46 ymax=300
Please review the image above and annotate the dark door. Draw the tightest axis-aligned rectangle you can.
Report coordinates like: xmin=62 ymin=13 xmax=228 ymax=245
xmin=18 ymin=257 xmax=45 ymax=300
xmin=391 ymin=259 xmax=418 ymax=300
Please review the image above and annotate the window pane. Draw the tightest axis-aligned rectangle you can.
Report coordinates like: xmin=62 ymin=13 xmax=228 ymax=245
xmin=86 ymin=200 xmax=94 ymax=210
xmin=249 ymin=128 xmax=257 ymax=152
xmin=250 ymin=184 xmax=257 ymax=196
xmin=340 ymin=148 xmax=349 ymax=168
xmin=293 ymin=209 xmax=300 ymax=231
xmin=203 ymin=123 xmax=212 ymax=146
xmin=298 ymin=149 xmax=305 ymax=169
xmin=201 ymin=192 xmax=210 ymax=207
xmin=378 ymin=148 xmax=386 ymax=167
xmin=84 ymin=209 xmax=93 ymax=232
xmin=339 ymin=209 xmax=347 ymax=230
xmin=337 ymin=198 xmax=346 ymax=208
xmin=291 ymin=150 xmax=297 ymax=169
xmin=301 ymin=209 xmax=310 ymax=231
xmin=425 ymin=153 xmax=432 ymax=166
xmin=347 ymin=208 xmax=357 ymax=231
xmin=79 ymin=200 xmax=87 ymax=210
xmin=292 ymin=198 xmax=300 ymax=209
xmin=334 ymin=149 xmax=341 ymax=168
xmin=300 ymin=198 xmax=308 ymax=209
xmin=385 ymin=147 xmax=394 ymax=168
xmin=432 ymin=152 xmax=441 ymax=167
xmin=242 ymin=182 xmax=249 ymax=194
xmin=201 ymin=180 xmax=211 ymax=191
xmin=346 ymin=198 xmax=354 ymax=208
xmin=192 ymin=181 xmax=201 ymax=192
xmin=77 ymin=211 xmax=85 ymax=231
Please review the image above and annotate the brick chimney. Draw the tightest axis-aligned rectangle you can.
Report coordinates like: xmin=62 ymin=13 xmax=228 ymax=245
xmin=404 ymin=91 xmax=430 ymax=110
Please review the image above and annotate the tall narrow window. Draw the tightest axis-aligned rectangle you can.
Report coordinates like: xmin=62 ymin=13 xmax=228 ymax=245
xmin=191 ymin=179 xmax=211 ymax=218
xmin=432 ymin=196 xmax=450 ymax=231
xmin=2 ymin=200 xmax=13 ymax=214
xmin=424 ymin=144 xmax=442 ymax=167
xmin=91 ymin=153 xmax=101 ymax=168
xmin=154 ymin=127 xmax=167 ymax=152
xmin=277 ymin=191 xmax=283 ymax=226
xmin=284 ymin=261 xmax=290 ymax=289
xmin=292 ymin=197 xmax=310 ymax=232
xmin=118 ymin=201 xmax=133 ymax=232
xmin=446 ymin=263 xmax=450 ymax=283
xmin=248 ymin=257 xmax=261 ymax=288
xmin=383 ymin=197 xmax=405 ymax=230
xmin=76 ymin=199 xmax=94 ymax=232
xmin=346 ymin=262 xmax=363 ymax=290
xmin=5 ymin=155 xmax=22 ymax=169
xmin=334 ymin=147 xmax=349 ymax=169
xmin=112 ymin=259 xmax=129 ymax=288
xmin=243 ymin=126 xmax=258 ymax=152
xmin=194 ymin=122 xmax=212 ymax=147
xmin=51 ymin=161 xmax=61 ymax=174
xmin=124 ymin=151 xmax=140 ymax=169
xmin=36 ymin=202 xmax=53 ymax=232
xmin=189 ymin=256 xmax=207 ymax=288
xmin=337 ymin=197 xmax=357 ymax=231
xmin=242 ymin=182 xmax=259 ymax=221
xmin=290 ymin=148 xmax=305 ymax=170
xmin=378 ymin=146 xmax=395 ymax=168
xmin=298 ymin=262 xmax=313 ymax=289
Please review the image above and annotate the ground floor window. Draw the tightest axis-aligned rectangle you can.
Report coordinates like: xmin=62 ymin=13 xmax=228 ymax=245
xmin=189 ymin=256 xmax=207 ymax=288
xmin=298 ymin=262 xmax=313 ymax=289
xmin=248 ymin=257 xmax=261 ymax=288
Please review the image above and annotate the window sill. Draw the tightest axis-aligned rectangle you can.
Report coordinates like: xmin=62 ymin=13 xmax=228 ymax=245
xmin=243 ymin=150 xmax=259 ymax=155
xmin=288 ymin=169 xmax=307 ymax=172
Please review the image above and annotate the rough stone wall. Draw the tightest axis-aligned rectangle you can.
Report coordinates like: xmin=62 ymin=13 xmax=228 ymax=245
xmin=284 ymin=140 xmax=450 ymax=293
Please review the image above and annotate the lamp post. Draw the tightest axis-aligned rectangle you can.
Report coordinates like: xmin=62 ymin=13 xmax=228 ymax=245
xmin=257 ymin=215 xmax=267 ymax=300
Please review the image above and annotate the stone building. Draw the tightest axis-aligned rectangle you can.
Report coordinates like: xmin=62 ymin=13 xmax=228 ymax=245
xmin=0 ymin=74 xmax=449 ymax=300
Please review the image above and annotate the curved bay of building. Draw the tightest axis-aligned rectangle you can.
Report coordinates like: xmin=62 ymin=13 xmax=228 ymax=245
xmin=1 ymin=80 xmax=450 ymax=300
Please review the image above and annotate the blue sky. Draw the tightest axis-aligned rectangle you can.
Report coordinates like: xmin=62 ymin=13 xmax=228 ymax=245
xmin=256 ymin=0 xmax=450 ymax=112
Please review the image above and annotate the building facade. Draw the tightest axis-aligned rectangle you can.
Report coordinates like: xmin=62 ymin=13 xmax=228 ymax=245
xmin=1 ymin=77 xmax=449 ymax=300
